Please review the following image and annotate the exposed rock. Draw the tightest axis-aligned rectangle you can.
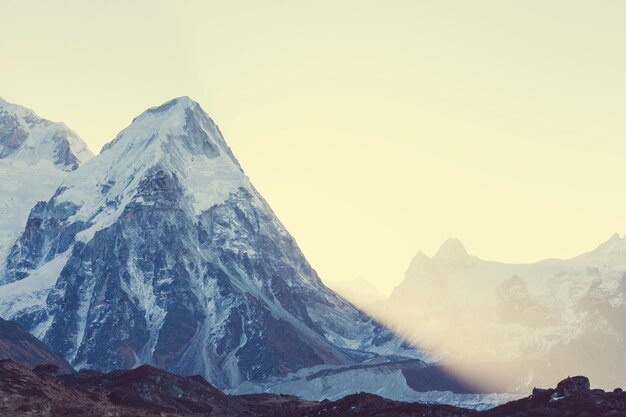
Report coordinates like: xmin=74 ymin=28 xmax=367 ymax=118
xmin=1 ymin=361 xmax=624 ymax=417
xmin=0 ymin=317 xmax=73 ymax=374
xmin=555 ymin=376 xmax=590 ymax=397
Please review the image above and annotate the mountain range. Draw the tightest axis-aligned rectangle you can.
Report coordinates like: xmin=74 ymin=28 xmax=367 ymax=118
xmin=0 ymin=96 xmax=433 ymax=399
xmin=368 ymin=237 xmax=626 ymax=391
xmin=2 ymin=96 xmax=624 ymax=411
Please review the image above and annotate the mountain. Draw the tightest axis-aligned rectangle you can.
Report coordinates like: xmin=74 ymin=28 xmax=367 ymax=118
xmin=0 ymin=317 xmax=73 ymax=373
xmin=372 ymin=236 xmax=626 ymax=391
xmin=326 ymin=277 xmax=386 ymax=309
xmin=0 ymin=97 xmax=420 ymax=390
xmin=0 ymin=97 xmax=93 ymax=271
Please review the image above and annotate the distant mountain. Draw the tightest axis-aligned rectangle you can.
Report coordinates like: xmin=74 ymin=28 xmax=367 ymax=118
xmin=326 ymin=277 xmax=386 ymax=309
xmin=373 ymin=236 xmax=626 ymax=391
xmin=0 ymin=317 xmax=73 ymax=373
xmin=0 ymin=97 xmax=420 ymax=390
xmin=0 ymin=97 xmax=93 ymax=272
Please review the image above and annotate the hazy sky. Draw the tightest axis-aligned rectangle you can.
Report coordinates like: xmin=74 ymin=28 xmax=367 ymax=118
xmin=1 ymin=1 xmax=625 ymax=293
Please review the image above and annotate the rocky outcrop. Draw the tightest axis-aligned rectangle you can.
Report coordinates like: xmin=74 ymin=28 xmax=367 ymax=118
xmin=555 ymin=376 xmax=590 ymax=397
xmin=0 ymin=317 xmax=73 ymax=374
xmin=1 ymin=362 xmax=623 ymax=417
xmin=482 ymin=376 xmax=625 ymax=417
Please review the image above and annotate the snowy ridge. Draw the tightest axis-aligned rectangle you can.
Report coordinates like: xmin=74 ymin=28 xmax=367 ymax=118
xmin=0 ymin=98 xmax=93 ymax=275
xmin=0 ymin=97 xmax=92 ymax=168
xmin=56 ymin=97 xmax=247 ymax=244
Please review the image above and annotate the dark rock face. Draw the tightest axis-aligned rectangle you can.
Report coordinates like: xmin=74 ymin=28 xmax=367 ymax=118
xmin=35 ymin=173 xmax=342 ymax=385
xmin=556 ymin=376 xmax=590 ymax=397
xmin=288 ymin=393 xmax=477 ymax=417
xmin=51 ymin=133 xmax=81 ymax=170
xmin=4 ymin=195 xmax=83 ymax=283
xmin=58 ymin=365 xmax=238 ymax=414
xmin=483 ymin=376 xmax=626 ymax=417
xmin=0 ymin=318 xmax=73 ymax=374
xmin=0 ymin=110 xmax=28 ymax=158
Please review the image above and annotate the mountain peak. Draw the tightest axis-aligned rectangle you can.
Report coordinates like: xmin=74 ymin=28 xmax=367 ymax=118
xmin=405 ymin=250 xmax=436 ymax=276
xmin=53 ymin=98 xmax=248 ymax=244
xmin=592 ymin=233 xmax=626 ymax=254
xmin=0 ymin=97 xmax=93 ymax=169
xmin=101 ymin=97 xmax=237 ymax=167
xmin=433 ymin=238 xmax=468 ymax=263
xmin=146 ymin=95 xmax=197 ymax=112
xmin=138 ymin=96 xmax=199 ymax=121
xmin=1 ymin=97 xmax=419 ymax=388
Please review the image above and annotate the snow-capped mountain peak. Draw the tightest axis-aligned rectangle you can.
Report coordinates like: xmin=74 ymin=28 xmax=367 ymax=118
xmin=101 ymin=96 xmax=238 ymax=166
xmin=1 ymin=97 xmax=420 ymax=389
xmin=50 ymin=97 xmax=250 ymax=244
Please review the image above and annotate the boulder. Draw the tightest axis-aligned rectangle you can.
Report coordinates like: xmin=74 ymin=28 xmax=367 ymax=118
xmin=556 ymin=376 xmax=590 ymax=397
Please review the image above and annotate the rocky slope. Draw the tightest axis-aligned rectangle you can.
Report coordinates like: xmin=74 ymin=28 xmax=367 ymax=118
xmin=0 ymin=97 xmax=93 ymax=272
xmin=1 ymin=359 xmax=623 ymax=417
xmin=0 ymin=97 xmax=420 ymax=391
xmin=0 ymin=317 xmax=73 ymax=374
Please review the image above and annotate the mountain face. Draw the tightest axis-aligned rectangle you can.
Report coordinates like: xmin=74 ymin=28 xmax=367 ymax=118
xmin=0 ymin=98 xmax=93 ymax=271
xmin=0 ymin=97 xmax=419 ymax=389
xmin=0 ymin=317 xmax=73 ymax=373
xmin=371 ymin=236 xmax=626 ymax=391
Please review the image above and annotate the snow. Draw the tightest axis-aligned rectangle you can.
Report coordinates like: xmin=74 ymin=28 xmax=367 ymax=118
xmin=230 ymin=363 xmax=521 ymax=410
xmin=0 ymin=250 xmax=71 ymax=331
xmin=67 ymin=260 xmax=99 ymax=366
xmin=0 ymin=97 xmax=92 ymax=167
xmin=0 ymin=98 xmax=93 ymax=272
xmin=122 ymin=247 xmax=167 ymax=362
xmin=59 ymin=97 xmax=249 ymax=245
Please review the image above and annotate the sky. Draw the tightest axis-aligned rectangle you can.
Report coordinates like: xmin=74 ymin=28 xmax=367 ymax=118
xmin=1 ymin=1 xmax=625 ymax=294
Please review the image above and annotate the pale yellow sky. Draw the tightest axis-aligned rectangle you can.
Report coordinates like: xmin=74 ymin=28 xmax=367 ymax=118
xmin=1 ymin=1 xmax=625 ymax=293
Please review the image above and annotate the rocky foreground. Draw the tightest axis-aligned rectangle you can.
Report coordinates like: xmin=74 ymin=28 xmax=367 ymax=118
xmin=0 ymin=360 xmax=624 ymax=417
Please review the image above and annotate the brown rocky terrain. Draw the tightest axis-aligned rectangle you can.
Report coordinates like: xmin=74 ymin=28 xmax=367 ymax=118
xmin=0 ymin=317 xmax=73 ymax=374
xmin=1 ymin=359 xmax=624 ymax=417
